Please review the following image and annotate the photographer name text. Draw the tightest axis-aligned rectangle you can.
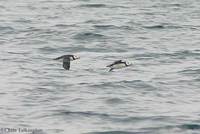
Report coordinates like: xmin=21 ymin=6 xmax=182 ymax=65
xmin=0 ymin=128 xmax=43 ymax=133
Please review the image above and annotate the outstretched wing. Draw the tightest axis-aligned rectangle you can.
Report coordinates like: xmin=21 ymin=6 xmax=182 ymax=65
xmin=54 ymin=55 xmax=65 ymax=60
xmin=113 ymin=60 xmax=123 ymax=64
xmin=106 ymin=60 xmax=122 ymax=67
xmin=63 ymin=58 xmax=70 ymax=70
xmin=54 ymin=55 xmax=74 ymax=60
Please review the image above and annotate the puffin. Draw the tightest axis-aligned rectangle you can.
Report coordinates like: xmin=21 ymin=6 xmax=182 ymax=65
xmin=54 ymin=55 xmax=80 ymax=70
xmin=106 ymin=60 xmax=131 ymax=72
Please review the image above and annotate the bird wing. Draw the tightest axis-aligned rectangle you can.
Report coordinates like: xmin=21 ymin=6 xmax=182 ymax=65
xmin=106 ymin=60 xmax=122 ymax=67
xmin=113 ymin=60 xmax=122 ymax=64
xmin=63 ymin=58 xmax=70 ymax=70
xmin=54 ymin=55 xmax=65 ymax=60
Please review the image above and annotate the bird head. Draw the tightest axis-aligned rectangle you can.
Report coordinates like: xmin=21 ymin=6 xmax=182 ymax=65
xmin=125 ymin=61 xmax=132 ymax=66
xmin=72 ymin=55 xmax=80 ymax=60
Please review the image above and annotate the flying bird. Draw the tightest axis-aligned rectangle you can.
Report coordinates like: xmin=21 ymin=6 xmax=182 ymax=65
xmin=106 ymin=60 xmax=131 ymax=72
xmin=54 ymin=55 xmax=80 ymax=70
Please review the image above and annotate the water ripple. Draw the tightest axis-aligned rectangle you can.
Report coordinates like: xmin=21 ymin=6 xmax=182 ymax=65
xmin=73 ymin=32 xmax=107 ymax=41
xmin=85 ymin=131 xmax=148 ymax=134
xmin=79 ymin=4 xmax=107 ymax=8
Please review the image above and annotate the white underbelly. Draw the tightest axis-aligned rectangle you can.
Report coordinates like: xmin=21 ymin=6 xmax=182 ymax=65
xmin=112 ymin=63 xmax=126 ymax=69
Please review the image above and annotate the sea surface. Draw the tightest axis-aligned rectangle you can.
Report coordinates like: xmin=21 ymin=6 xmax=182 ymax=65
xmin=0 ymin=0 xmax=200 ymax=134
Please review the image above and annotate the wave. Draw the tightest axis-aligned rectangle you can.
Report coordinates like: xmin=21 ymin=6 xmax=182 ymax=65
xmin=180 ymin=124 xmax=200 ymax=130
xmin=73 ymin=32 xmax=106 ymax=41
xmin=105 ymin=98 xmax=125 ymax=104
xmin=78 ymin=3 xmax=130 ymax=9
xmin=139 ymin=123 xmax=200 ymax=132
xmin=134 ymin=50 xmax=200 ymax=60
xmin=48 ymin=110 xmax=149 ymax=123
xmin=14 ymin=18 xmax=32 ymax=23
xmin=88 ymin=80 xmax=157 ymax=92
xmin=85 ymin=131 xmax=148 ymax=134
xmin=93 ymin=24 xmax=132 ymax=31
xmin=93 ymin=25 xmax=116 ymax=29
xmin=143 ymin=25 xmax=165 ymax=29
xmin=0 ymin=26 xmax=14 ymax=31
xmin=79 ymin=4 xmax=107 ymax=8
xmin=55 ymin=110 xmax=112 ymax=118
xmin=143 ymin=24 xmax=183 ymax=30
xmin=0 ymin=26 xmax=15 ymax=34
xmin=178 ymin=69 xmax=200 ymax=75
xmin=53 ymin=24 xmax=76 ymax=28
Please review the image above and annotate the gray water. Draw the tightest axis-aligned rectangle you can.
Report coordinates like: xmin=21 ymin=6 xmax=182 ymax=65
xmin=0 ymin=0 xmax=200 ymax=134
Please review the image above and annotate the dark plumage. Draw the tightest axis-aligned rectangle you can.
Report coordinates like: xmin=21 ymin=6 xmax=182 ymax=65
xmin=54 ymin=55 xmax=80 ymax=70
xmin=62 ymin=57 xmax=71 ymax=70
xmin=106 ymin=60 xmax=131 ymax=72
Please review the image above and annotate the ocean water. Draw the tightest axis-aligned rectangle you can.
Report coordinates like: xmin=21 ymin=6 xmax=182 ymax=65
xmin=0 ymin=0 xmax=200 ymax=134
